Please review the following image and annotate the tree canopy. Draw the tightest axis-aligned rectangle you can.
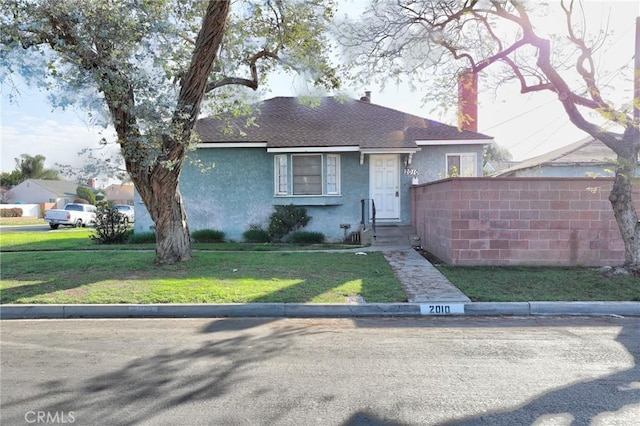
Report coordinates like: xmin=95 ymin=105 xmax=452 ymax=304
xmin=341 ymin=0 xmax=639 ymax=268
xmin=0 ymin=154 xmax=59 ymax=188
xmin=1 ymin=0 xmax=339 ymax=263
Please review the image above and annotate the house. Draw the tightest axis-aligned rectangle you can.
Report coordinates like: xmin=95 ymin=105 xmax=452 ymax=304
xmin=104 ymin=183 xmax=134 ymax=205
xmin=7 ymin=179 xmax=79 ymax=208
xmin=134 ymin=95 xmax=493 ymax=242
xmin=494 ymin=136 xmax=640 ymax=177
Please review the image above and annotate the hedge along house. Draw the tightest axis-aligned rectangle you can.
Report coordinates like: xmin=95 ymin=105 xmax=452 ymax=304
xmin=134 ymin=93 xmax=493 ymax=242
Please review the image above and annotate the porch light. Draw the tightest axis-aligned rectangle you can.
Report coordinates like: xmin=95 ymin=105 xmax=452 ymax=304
xmin=404 ymin=153 xmax=413 ymax=167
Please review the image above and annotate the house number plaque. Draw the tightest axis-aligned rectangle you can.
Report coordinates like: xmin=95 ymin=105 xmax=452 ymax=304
xmin=420 ymin=304 xmax=465 ymax=315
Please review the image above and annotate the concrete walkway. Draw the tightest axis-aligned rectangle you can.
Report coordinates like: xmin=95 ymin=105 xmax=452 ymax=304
xmin=382 ymin=248 xmax=471 ymax=303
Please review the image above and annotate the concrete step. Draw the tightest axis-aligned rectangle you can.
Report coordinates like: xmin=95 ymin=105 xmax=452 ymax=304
xmin=372 ymin=225 xmax=420 ymax=246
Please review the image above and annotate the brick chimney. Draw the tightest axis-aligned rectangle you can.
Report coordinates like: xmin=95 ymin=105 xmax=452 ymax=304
xmin=457 ymin=69 xmax=478 ymax=132
xmin=88 ymin=178 xmax=97 ymax=189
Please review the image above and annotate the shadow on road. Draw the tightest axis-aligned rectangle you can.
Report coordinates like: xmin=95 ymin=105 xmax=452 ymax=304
xmin=0 ymin=317 xmax=637 ymax=425
xmin=440 ymin=318 xmax=639 ymax=425
xmin=1 ymin=319 xmax=319 ymax=425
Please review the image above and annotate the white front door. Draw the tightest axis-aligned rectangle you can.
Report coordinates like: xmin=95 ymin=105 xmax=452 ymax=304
xmin=370 ymin=154 xmax=400 ymax=220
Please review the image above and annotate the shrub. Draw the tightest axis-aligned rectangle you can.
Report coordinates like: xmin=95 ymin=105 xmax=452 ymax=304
xmin=128 ymin=232 xmax=156 ymax=244
xmin=268 ymin=205 xmax=311 ymax=241
xmin=191 ymin=229 xmax=225 ymax=243
xmin=287 ymin=231 xmax=325 ymax=244
xmin=243 ymin=227 xmax=271 ymax=243
xmin=76 ymin=185 xmax=96 ymax=205
xmin=90 ymin=203 xmax=130 ymax=244
xmin=1 ymin=207 xmax=23 ymax=217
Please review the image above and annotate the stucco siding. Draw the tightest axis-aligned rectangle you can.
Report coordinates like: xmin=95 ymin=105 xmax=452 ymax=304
xmin=135 ymin=149 xmax=376 ymax=242
xmin=10 ymin=183 xmax=64 ymax=206
xmin=182 ymin=148 xmax=274 ymax=238
xmin=410 ymin=145 xmax=484 ymax=184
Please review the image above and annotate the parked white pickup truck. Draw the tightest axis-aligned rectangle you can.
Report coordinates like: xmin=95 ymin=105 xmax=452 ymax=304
xmin=44 ymin=203 xmax=97 ymax=229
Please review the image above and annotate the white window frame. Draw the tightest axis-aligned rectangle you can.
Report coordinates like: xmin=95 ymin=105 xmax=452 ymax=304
xmin=446 ymin=153 xmax=477 ymax=177
xmin=326 ymin=154 xmax=340 ymax=195
xmin=274 ymin=154 xmax=288 ymax=195
xmin=274 ymin=154 xmax=341 ymax=196
xmin=292 ymin=154 xmax=323 ymax=195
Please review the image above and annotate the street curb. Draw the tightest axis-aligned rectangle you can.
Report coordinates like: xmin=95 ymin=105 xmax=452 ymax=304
xmin=1 ymin=302 xmax=639 ymax=319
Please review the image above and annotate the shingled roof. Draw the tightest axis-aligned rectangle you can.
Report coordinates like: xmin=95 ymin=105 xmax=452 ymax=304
xmin=494 ymin=136 xmax=622 ymax=176
xmin=195 ymin=96 xmax=492 ymax=150
xmin=26 ymin=179 xmax=79 ymax=197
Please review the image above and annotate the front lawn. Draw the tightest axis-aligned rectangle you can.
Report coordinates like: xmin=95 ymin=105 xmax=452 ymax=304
xmin=0 ymin=217 xmax=46 ymax=226
xmin=0 ymin=251 xmax=406 ymax=304
xmin=1 ymin=229 xmax=638 ymax=304
xmin=437 ymin=265 xmax=639 ymax=302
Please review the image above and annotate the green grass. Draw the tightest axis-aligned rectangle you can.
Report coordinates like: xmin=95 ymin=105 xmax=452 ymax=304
xmin=2 ymin=229 xmax=638 ymax=304
xmin=437 ymin=265 xmax=640 ymax=302
xmin=0 ymin=251 xmax=406 ymax=304
xmin=0 ymin=217 xmax=46 ymax=226
xmin=0 ymin=228 xmax=100 ymax=250
xmin=0 ymin=229 xmax=361 ymax=252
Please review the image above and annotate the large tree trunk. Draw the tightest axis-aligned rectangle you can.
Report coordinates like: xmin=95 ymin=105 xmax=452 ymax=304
xmin=150 ymin=178 xmax=191 ymax=265
xmin=609 ymin=152 xmax=640 ymax=270
xmin=127 ymin=150 xmax=191 ymax=264
xmin=134 ymin=0 xmax=229 ymax=265
xmin=118 ymin=0 xmax=230 ymax=265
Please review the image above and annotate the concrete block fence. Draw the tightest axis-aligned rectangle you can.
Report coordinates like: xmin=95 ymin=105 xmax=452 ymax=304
xmin=410 ymin=177 xmax=640 ymax=266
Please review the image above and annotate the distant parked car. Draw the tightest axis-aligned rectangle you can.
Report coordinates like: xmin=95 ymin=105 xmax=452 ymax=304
xmin=114 ymin=204 xmax=135 ymax=224
xmin=44 ymin=203 xmax=97 ymax=229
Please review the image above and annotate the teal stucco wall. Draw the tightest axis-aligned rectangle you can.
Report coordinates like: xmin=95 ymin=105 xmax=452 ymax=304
xmin=133 ymin=146 xmax=469 ymax=241
xmin=409 ymin=144 xmax=485 ymax=184
xmin=135 ymin=148 xmax=377 ymax=242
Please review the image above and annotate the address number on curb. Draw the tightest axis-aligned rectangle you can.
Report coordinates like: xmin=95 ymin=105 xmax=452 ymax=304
xmin=420 ymin=304 xmax=465 ymax=315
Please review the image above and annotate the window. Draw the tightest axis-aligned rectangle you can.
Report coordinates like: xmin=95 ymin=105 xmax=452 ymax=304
xmin=275 ymin=155 xmax=288 ymax=195
xmin=274 ymin=154 xmax=340 ymax=196
xmin=326 ymin=155 xmax=340 ymax=195
xmin=446 ymin=153 xmax=477 ymax=177
xmin=293 ymin=154 xmax=322 ymax=195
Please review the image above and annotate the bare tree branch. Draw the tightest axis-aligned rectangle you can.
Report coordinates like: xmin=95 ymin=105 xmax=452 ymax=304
xmin=205 ymin=50 xmax=279 ymax=92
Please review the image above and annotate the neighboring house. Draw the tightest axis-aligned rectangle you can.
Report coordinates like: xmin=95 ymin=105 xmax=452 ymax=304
xmin=104 ymin=184 xmax=134 ymax=205
xmin=134 ymin=95 xmax=493 ymax=241
xmin=494 ymin=136 xmax=640 ymax=177
xmin=8 ymin=179 xmax=79 ymax=208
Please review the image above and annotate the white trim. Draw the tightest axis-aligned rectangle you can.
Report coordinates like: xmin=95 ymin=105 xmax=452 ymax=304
xmin=446 ymin=152 xmax=478 ymax=177
xmin=416 ymin=139 xmax=491 ymax=146
xmin=360 ymin=148 xmax=419 ymax=154
xmin=267 ymin=146 xmax=359 ymax=153
xmin=197 ymin=142 xmax=267 ymax=148
xmin=274 ymin=154 xmax=288 ymax=196
xmin=326 ymin=154 xmax=340 ymax=195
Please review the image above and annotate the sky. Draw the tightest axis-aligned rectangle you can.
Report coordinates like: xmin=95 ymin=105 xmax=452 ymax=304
xmin=1 ymin=0 xmax=638 ymax=185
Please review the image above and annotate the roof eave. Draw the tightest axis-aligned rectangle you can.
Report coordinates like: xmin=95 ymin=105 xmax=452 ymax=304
xmin=267 ymin=146 xmax=360 ymax=153
xmin=415 ymin=138 xmax=492 ymax=145
xmin=197 ymin=142 xmax=267 ymax=148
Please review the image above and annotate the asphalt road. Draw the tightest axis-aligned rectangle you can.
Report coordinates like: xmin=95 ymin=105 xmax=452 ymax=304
xmin=1 ymin=316 xmax=638 ymax=425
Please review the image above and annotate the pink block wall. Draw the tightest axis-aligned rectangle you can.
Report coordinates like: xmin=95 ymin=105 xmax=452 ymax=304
xmin=410 ymin=177 xmax=640 ymax=266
